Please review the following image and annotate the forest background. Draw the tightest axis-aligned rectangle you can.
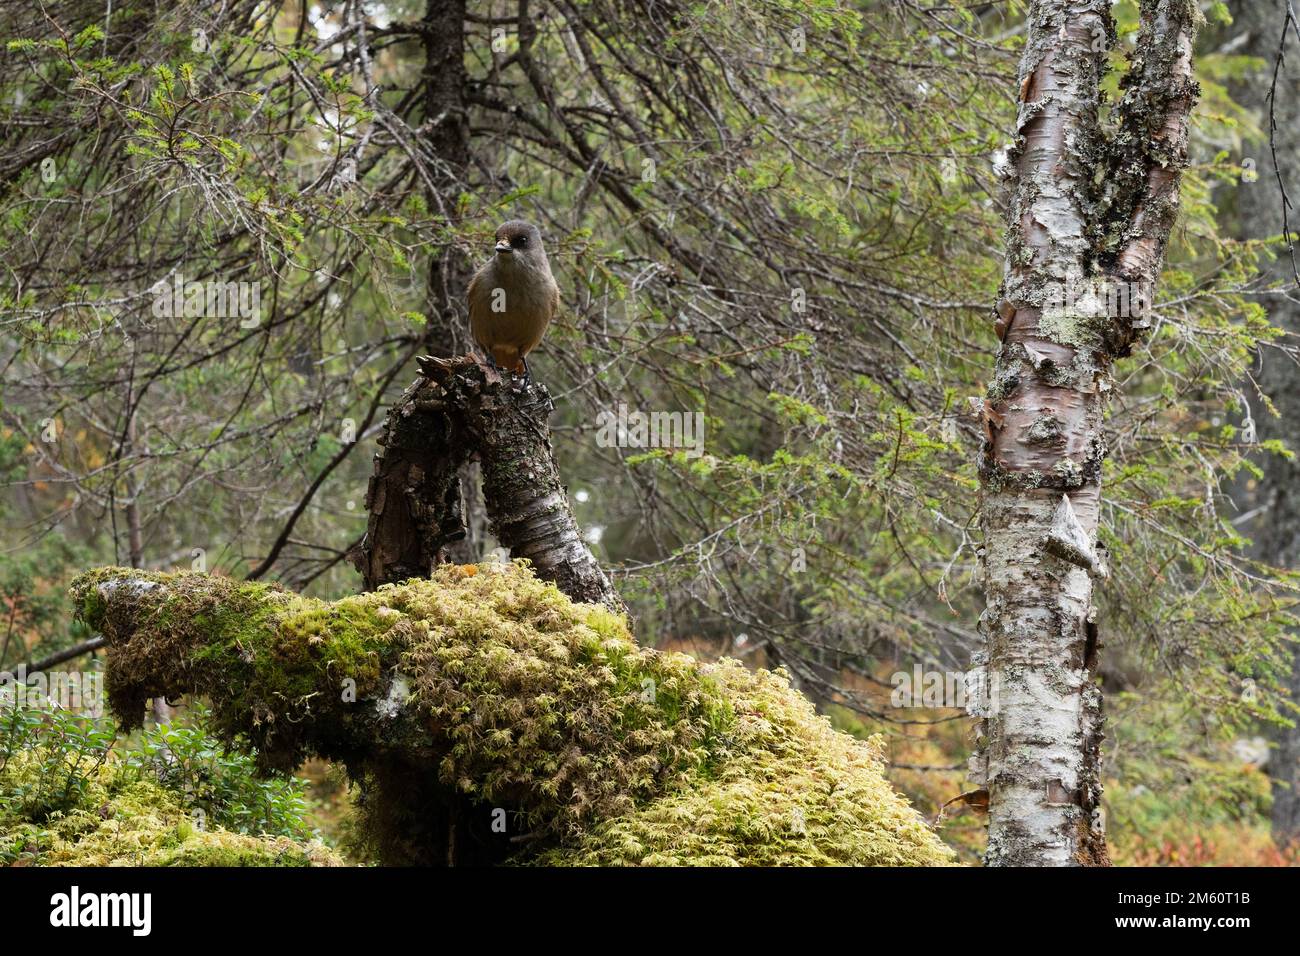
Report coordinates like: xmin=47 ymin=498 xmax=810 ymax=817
xmin=2 ymin=0 xmax=1298 ymax=865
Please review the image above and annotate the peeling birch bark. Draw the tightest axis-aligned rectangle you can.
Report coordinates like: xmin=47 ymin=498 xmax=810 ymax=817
xmin=972 ymin=0 xmax=1199 ymax=866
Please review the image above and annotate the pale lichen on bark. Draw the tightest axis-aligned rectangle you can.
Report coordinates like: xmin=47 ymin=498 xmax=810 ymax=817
xmin=972 ymin=0 xmax=1199 ymax=866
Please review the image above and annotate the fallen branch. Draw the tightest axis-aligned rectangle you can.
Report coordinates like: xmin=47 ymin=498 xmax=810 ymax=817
xmin=10 ymin=636 xmax=106 ymax=677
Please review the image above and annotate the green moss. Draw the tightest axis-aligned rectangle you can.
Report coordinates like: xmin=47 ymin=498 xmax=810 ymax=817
xmin=0 ymin=748 xmax=339 ymax=867
xmin=71 ymin=570 xmax=393 ymax=772
xmin=537 ymin=663 xmax=955 ymax=866
xmin=71 ymin=562 xmax=955 ymax=866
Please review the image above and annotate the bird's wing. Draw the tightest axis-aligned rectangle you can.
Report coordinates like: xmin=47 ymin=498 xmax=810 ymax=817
xmin=467 ymin=266 xmax=490 ymax=329
xmin=467 ymin=267 xmax=483 ymax=312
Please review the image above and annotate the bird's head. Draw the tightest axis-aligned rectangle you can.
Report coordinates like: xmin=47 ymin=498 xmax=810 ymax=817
xmin=491 ymin=220 xmax=548 ymax=269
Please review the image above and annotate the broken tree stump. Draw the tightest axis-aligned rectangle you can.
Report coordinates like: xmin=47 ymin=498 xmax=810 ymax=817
xmin=350 ymin=356 xmax=622 ymax=611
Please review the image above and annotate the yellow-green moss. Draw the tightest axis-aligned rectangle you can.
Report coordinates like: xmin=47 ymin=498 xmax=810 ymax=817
xmin=539 ymin=663 xmax=954 ymax=866
xmin=386 ymin=565 xmax=738 ymax=839
xmin=71 ymin=562 xmax=955 ymax=866
xmin=70 ymin=568 xmax=394 ymax=773
xmin=0 ymin=748 xmax=339 ymax=867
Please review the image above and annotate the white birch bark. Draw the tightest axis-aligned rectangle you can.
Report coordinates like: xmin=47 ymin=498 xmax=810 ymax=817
xmin=972 ymin=0 xmax=1199 ymax=866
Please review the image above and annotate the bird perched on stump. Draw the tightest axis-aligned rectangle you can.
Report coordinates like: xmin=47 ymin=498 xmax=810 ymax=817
xmin=468 ymin=220 xmax=559 ymax=377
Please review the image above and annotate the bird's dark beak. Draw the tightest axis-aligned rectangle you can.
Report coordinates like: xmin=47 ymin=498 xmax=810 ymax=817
xmin=495 ymin=240 xmax=512 ymax=255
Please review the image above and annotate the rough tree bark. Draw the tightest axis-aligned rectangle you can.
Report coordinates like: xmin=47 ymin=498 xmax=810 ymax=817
xmin=313 ymin=345 xmax=623 ymax=865
xmin=351 ymin=356 xmax=623 ymax=611
xmin=419 ymin=0 xmax=488 ymax=562
xmin=420 ymin=0 xmax=474 ymax=358
xmin=970 ymin=0 xmax=1199 ymax=866
xmin=1228 ymin=0 xmax=1300 ymax=848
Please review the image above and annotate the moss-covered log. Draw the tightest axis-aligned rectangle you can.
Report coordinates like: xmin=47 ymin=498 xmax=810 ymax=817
xmin=72 ymin=563 xmax=954 ymax=866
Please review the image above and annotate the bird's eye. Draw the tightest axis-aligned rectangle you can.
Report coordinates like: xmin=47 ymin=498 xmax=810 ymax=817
xmin=514 ymin=236 xmax=527 ymax=247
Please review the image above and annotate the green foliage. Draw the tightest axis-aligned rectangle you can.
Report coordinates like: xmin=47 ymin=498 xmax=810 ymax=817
xmin=0 ymin=700 xmax=113 ymax=821
xmin=0 ymin=694 xmax=334 ymax=866
xmin=125 ymin=705 xmax=313 ymax=839
xmin=1105 ymin=692 xmax=1278 ymax=865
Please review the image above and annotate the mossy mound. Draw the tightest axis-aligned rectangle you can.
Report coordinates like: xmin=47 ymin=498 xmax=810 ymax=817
xmin=71 ymin=562 xmax=954 ymax=866
xmin=538 ymin=664 xmax=952 ymax=865
xmin=0 ymin=747 xmax=339 ymax=867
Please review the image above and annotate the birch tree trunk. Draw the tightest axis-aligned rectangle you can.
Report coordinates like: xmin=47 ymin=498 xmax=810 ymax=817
xmin=970 ymin=0 xmax=1200 ymax=866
